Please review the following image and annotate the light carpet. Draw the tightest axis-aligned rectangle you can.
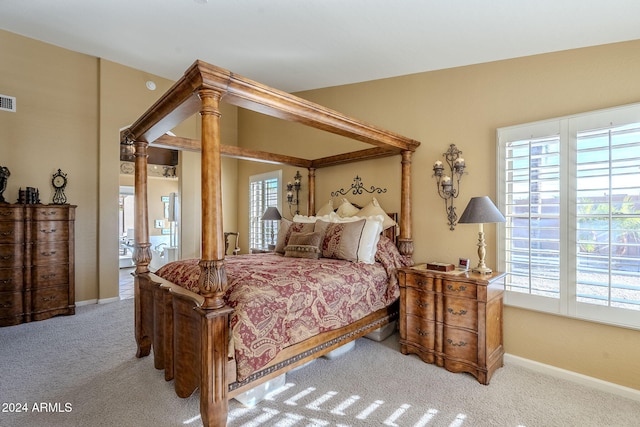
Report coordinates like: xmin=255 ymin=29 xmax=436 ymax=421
xmin=1 ymin=299 xmax=638 ymax=427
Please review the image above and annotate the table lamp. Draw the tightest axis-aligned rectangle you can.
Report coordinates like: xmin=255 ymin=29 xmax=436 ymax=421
xmin=261 ymin=207 xmax=282 ymax=250
xmin=458 ymin=196 xmax=506 ymax=274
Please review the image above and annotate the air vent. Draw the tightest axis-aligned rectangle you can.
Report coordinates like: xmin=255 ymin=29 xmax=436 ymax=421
xmin=0 ymin=94 xmax=16 ymax=112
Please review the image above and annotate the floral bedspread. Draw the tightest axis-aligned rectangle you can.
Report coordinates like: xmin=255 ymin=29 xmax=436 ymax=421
xmin=155 ymin=236 xmax=412 ymax=381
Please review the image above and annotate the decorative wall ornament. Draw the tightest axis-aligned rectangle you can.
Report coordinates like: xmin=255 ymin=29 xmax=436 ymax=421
xmin=119 ymin=162 xmax=177 ymax=179
xmin=433 ymin=144 xmax=467 ymax=230
xmin=287 ymin=170 xmax=302 ymax=215
xmin=330 ymin=175 xmax=387 ymax=198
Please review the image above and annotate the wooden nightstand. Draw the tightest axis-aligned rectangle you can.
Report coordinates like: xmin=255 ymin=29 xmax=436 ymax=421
xmin=398 ymin=265 xmax=505 ymax=385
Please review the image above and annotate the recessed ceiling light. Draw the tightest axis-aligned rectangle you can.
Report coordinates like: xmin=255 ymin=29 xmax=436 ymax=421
xmin=145 ymin=81 xmax=157 ymax=91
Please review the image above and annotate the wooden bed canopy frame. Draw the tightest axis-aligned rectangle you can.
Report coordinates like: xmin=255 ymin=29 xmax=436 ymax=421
xmin=120 ymin=60 xmax=420 ymax=426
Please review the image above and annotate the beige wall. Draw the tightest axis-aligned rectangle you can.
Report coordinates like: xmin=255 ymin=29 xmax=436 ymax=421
xmin=0 ymin=31 xmax=99 ymax=303
xmin=2 ymin=27 xmax=639 ymax=390
xmin=237 ymin=40 xmax=640 ymax=390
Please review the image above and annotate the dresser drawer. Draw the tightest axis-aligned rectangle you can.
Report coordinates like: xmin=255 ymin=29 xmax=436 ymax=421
xmin=0 ymin=268 xmax=23 ymax=292
xmin=443 ymin=295 xmax=478 ymax=330
xmin=30 ymin=241 xmax=69 ymax=265
xmin=31 ymin=285 xmax=69 ymax=312
xmin=403 ymin=271 xmax=434 ymax=291
xmin=443 ymin=326 xmax=478 ymax=363
xmin=31 ymin=264 xmax=69 ymax=288
xmin=30 ymin=206 xmax=74 ymax=221
xmin=0 ymin=291 xmax=23 ymax=318
xmin=0 ymin=244 xmax=24 ymax=268
xmin=405 ymin=314 xmax=436 ymax=350
xmin=405 ymin=287 xmax=435 ymax=320
xmin=29 ymin=221 xmax=70 ymax=242
xmin=0 ymin=221 xmax=24 ymax=243
xmin=0 ymin=206 xmax=24 ymax=221
xmin=443 ymin=280 xmax=477 ymax=299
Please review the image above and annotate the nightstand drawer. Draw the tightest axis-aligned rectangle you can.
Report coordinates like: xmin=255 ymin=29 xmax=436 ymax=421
xmin=403 ymin=271 xmax=434 ymax=291
xmin=443 ymin=295 xmax=478 ymax=330
xmin=405 ymin=287 xmax=435 ymax=320
xmin=405 ymin=314 xmax=435 ymax=349
xmin=443 ymin=326 xmax=478 ymax=363
xmin=443 ymin=281 xmax=477 ymax=299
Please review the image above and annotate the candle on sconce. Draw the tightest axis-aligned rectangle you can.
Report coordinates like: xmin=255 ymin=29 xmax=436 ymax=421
xmin=455 ymin=158 xmax=465 ymax=166
xmin=434 ymin=160 xmax=443 ymax=168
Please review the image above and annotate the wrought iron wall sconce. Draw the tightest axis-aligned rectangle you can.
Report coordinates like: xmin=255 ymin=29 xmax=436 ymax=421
xmin=433 ymin=144 xmax=467 ymax=230
xmin=287 ymin=170 xmax=302 ymax=215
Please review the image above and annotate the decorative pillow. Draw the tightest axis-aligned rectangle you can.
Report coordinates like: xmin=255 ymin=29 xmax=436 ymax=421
xmin=357 ymin=197 xmax=398 ymax=231
xmin=336 ymin=198 xmax=360 ymax=217
xmin=284 ymin=231 xmax=322 ymax=259
xmin=321 ymin=219 xmax=366 ymax=262
xmin=315 ymin=199 xmax=334 ymax=216
xmin=275 ymin=219 xmax=314 ymax=253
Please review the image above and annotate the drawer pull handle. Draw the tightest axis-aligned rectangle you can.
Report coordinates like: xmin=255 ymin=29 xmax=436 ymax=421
xmin=0 ymin=255 xmax=11 ymax=260
xmin=446 ymin=284 xmax=467 ymax=292
xmin=417 ymin=301 xmax=429 ymax=308
xmin=42 ymin=211 xmax=58 ymax=216
xmin=1 ymin=302 xmax=12 ymax=308
xmin=40 ymin=251 xmax=57 ymax=257
xmin=447 ymin=339 xmax=467 ymax=347
xmin=417 ymin=328 xmax=430 ymax=336
xmin=41 ymin=274 xmax=57 ymax=279
xmin=0 ymin=211 xmax=13 ymax=216
xmin=42 ymin=296 xmax=57 ymax=302
xmin=1 ymin=231 xmax=13 ymax=236
xmin=417 ymin=280 xmax=427 ymax=286
xmin=1 ymin=279 xmax=12 ymax=284
xmin=40 ymin=229 xmax=57 ymax=234
xmin=447 ymin=308 xmax=467 ymax=316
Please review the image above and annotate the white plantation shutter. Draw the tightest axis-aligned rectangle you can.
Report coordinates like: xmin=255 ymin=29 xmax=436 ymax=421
xmin=249 ymin=171 xmax=281 ymax=250
xmin=498 ymin=104 xmax=640 ymax=328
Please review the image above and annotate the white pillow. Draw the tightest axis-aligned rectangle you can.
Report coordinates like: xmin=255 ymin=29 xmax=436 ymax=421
xmin=357 ymin=197 xmax=398 ymax=231
xmin=336 ymin=198 xmax=360 ymax=217
xmin=315 ymin=199 xmax=334 ymax=216
xmin=292 ymin=213 xmax=333 ymax=223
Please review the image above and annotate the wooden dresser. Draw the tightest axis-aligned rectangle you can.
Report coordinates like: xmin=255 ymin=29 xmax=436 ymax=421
xmin=0 ymin=204 xmax=76 ymax=326
xmin=398 ymin=265 xmax=505 ymax=385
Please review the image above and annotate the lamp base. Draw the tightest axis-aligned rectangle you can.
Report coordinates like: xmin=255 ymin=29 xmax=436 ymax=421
xmin=472 ymin=266 xmax=493 ymax=274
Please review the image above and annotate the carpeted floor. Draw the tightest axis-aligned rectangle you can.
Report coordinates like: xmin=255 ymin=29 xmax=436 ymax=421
xmin=1 ymin=299 xmax=638 ymax=427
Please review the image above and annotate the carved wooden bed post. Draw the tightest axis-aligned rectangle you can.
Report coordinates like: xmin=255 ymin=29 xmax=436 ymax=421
xmin=398 ymin=150 xmax=414 ymax=256
xmin=132 ymin=138 xmax=153 ymax=358
xmin=308 ymin=167 xmax=316 ymax=215
xmin=197 ymin=88 xmax=233 ymax=427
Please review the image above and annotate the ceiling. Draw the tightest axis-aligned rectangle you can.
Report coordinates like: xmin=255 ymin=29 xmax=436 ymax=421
xmin=2 ymin=0 xmax=640 ymax=92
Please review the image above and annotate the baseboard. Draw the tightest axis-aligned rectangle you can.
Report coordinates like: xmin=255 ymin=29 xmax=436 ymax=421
xmin=76 ymin=297 xmax=120 ymax=306
xmin=504 ymin=353 xmax=640 ymax=402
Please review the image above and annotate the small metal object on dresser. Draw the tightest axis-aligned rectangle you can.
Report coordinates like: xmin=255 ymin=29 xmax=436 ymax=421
xmin=0 ymin=165 xmax=9 ymax=203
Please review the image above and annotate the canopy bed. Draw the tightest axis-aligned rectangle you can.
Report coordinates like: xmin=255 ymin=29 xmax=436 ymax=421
xmin=120 ymin=60 xmax=420 ymax=426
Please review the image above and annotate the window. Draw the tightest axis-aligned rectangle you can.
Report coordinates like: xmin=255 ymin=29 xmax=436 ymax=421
xmin=249 ymin=171 xmax=282 ymax=250
xmin=498 ymin=103 xmax=640 ymax=329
